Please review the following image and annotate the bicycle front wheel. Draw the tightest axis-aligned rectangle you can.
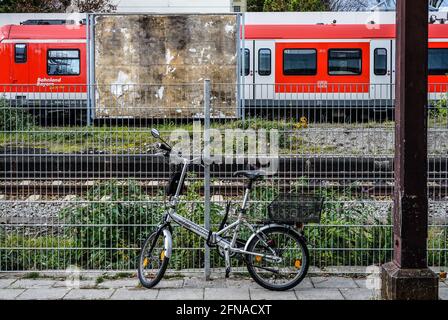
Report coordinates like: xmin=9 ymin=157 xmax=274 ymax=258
xmin=138 ymin=230 xmax=170 ymax=289
xmin=245 ymin=226 xmax=309 ymax=291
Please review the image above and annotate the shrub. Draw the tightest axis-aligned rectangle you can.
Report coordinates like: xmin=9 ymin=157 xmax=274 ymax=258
xmin=0 ymin=100 xmax=35 ymax=131
xmin=169 ymin=177 xmax=224 ymax=270
xmin=0 ymin=234 xmax=76 ymax=271
xmin=59 ymin=180 xmax=165 ymax=270
xmin=1 ymin=181 xmax=446 ymax=271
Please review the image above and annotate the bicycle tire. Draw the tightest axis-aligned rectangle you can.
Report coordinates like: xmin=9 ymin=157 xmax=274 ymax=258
xmin=138 ymin=231 xmax=170 ymax=289
xmin=245 ymin=225 xmax=309 ymax=291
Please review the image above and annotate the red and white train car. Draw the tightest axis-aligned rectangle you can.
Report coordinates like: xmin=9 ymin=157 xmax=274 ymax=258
xmin=0 ymin=24 xmax=86 ymax=112
xmin=241 ymin=12 xmax=448 ymax=108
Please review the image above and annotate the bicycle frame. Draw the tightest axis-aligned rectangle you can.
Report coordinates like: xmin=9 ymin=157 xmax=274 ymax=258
xmin=160 ymin=154 xmax=281 ymax=263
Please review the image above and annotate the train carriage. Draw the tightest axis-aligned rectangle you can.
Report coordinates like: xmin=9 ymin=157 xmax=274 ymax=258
xmin=0 ymin=24 xmax=86 ymax=120
xmin=241 ymin=13 xmax=448 ymax=110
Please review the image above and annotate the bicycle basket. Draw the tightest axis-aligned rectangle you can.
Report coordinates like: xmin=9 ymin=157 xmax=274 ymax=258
xmin=268 ymin=193 xmax=323 ymax=224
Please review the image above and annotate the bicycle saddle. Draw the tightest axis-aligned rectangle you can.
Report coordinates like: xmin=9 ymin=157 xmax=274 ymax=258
xmin=233 ymin=170 xmax=265 ymax=180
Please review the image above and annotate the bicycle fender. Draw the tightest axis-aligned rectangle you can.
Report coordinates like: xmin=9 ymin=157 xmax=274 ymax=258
xmin=243 ymin=224 xmax=304 ymax=252
xmin=162 ymin=228 xmax=173 ymax=259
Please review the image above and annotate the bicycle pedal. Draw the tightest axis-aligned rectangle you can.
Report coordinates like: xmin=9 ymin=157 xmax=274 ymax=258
xmin=225 ymin=267 xmax=231 ymax=278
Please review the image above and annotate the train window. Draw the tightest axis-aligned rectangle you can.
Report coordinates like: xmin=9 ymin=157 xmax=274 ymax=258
xmin=328 ymin=49 xmax=362 ymax=75
xmin=240 ymin=49 xmax=250 ymax=76
xmin=429 ymin=48 xmax=448 ymax=75
xmin=47 ymin=49 xmax=80 ymax=76
xmin=374 ymin=48 xmax=388 ymax=76
xmin=14 ymin=44 xmax=27 ymax=63
xmin=258 ymin=49 xmax=271 ymax=76
xmin=283 ymin=49 xmax=317 ymax=76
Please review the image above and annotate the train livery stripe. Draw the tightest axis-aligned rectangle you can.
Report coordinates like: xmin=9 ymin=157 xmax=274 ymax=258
xmin=1 ymin=39 xmax=85 ymax=43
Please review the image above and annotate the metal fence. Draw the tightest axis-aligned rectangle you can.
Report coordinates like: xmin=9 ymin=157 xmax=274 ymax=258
xmin=0 ymin=82 xmax=447 ymax=274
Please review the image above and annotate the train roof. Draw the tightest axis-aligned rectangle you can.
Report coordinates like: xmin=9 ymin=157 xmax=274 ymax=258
xmin=243 ymin=24 xmax=448 ymax=39
xmin=244 ymin=11 xmax=448 ymax=24
xmin=0 ymin=25 xmax=86 ymax=42
xmin=1 ymin=17 xmax=448 ymax=42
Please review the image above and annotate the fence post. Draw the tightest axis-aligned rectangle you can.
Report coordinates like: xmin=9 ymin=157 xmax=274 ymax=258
xmin=86 ymin=13 xmax=95 ymax=126
xmin=203 ymin=79 xmax=211 ymax=281
xmin=241 ymin=13 xmax=246 ymax=123
xmin=86 ymin=14 xmax=91 ymax=126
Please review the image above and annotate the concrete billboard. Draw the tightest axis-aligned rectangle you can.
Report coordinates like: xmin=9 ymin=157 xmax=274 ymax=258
xmin=91 ymin=14 xmax=239 ymax=118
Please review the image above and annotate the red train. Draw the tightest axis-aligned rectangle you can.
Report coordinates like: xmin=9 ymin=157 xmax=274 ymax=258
xmin=0 ymin=24 xmax=86 ymax=120
xmin=0 ymin=25 xmax=86 ymax=85
xmin=1 ymin=12 xmax=448 ymax=119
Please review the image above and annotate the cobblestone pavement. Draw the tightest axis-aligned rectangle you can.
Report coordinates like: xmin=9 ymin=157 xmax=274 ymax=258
xmin=0 ymin=274 xmax=446 ymax=300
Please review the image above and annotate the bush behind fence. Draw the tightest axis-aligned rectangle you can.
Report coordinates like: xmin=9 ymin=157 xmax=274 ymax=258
xmin=1 ymin=180 xmax=446 ymax=271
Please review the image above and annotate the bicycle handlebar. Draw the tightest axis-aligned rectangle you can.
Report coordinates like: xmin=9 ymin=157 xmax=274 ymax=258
xmin=156 ymin=142 xmax=172 ymax=152
xmin=154 ymin=144 xmax=204 ymax=167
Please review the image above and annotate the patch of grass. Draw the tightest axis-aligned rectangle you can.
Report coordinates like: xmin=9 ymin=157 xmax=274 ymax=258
xmin=0 ymin=126 xmax=156 ymax=154
xmin=101 ymin=272 xmax=134 ymax=280
xmin=115 ymin=272 xmax=134 ymax=279
xmin=0 ymin=118 xmax=347 ymax=155
xmin=162 ymin=273 xmax=185 ymax=280
xmin=0 ymin=234 xmax=77 ymax=271
xmin=22 ymin=272 xmax=40 ymax=279
xmin=95 ymin=276 xmax=105 ymax=284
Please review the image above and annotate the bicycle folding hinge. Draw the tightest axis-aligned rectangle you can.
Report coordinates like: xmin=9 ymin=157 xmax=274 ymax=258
xmin=206 ymin=230 xmax=217 ymax=247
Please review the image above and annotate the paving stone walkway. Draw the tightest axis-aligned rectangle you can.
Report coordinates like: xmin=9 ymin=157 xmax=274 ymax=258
xmin=0 ymin=274 xmax=447 ymax=300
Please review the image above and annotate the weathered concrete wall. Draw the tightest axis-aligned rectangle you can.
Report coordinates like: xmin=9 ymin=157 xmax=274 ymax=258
xmin=94 ymin=14 xmax=238 ymax=118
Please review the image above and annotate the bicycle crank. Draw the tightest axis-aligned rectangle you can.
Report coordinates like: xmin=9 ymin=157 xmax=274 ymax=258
xmin=217 ymin=238 xmax=246 ymax=260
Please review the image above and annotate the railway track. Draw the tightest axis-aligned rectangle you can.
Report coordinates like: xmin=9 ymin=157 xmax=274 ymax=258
xmin=1 ymin=179 xmax=447 ymax=198
xmin=1 ymin=151 xmax=447 ymax=178
xmin=1 ymin=153 xmax=447 ymax=198
xmin=0 ymin=152 xmax=413 ymax=179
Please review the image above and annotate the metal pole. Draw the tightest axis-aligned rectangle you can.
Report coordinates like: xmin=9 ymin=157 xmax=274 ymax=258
xmin=86 ymin=14 xmax=91 ymax=126
xmin=381 ymin=0 xmax=438 ymax=300
xmin=203 ymin=79 xmax=211 ymax=281
xmin=87 ymin=14 xmax=96 ymax=126
xmin=236 ymin=13 xmax=241 ymax=119
xmin=241 ymin=13 xmax=246 ymax=122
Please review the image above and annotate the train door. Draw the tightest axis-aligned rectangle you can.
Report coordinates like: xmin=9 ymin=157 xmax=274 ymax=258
xmin=254 ymin=40 xmax=275 ymax=101
xmin=370 ymin=40 xmax=393 ymax=100
xmin=241 ymin=41 xmax=254 ymax=101
xmin=391 ymin=39 xmax=396 ymax=101
xmin=11 ymin=43 xmax=29 ymax=84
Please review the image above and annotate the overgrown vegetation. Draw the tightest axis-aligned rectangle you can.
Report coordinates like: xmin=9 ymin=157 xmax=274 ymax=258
xmin=262 ymin=0 xmax=329 ymax=12
xmin=1 ymin=180 xmax=447 ymax=271
xmin=0 ymin=118 xmax=397 ymax=155
xmin=0 ymin=102 xmax=35 ymax=131
xmin=247 ymin=0 xmax=329 ymax=12
xmin=0 ymin=234 xmax=77 ymax=270
xmin=430 ymin=95 xmax=448 ymax=127
xmin=58 ymin=180 xmax=164 ymax=270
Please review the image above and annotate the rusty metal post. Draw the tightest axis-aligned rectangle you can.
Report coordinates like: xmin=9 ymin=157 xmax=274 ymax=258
xmin=204 ymin=79 xmax=211 ymax=281
xmin=381 ymin=0 xmax=438 ymax=300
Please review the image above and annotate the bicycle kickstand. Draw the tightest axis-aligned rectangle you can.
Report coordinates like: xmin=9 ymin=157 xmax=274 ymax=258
xmin=224 ymin=247 xmax=231 ymax=278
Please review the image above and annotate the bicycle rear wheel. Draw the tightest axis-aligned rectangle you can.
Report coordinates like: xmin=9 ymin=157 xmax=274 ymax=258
xmin=245 ymin=225 xmax=309 ymax=291
xmin=138 ymin=230 xmax=170 ymax=289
